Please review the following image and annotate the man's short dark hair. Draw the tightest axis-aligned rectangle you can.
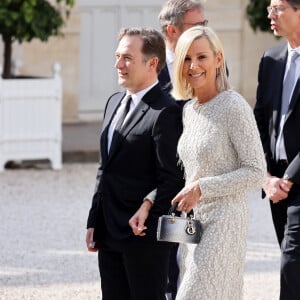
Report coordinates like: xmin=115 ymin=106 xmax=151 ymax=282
xmin=118 ymin=27 xmax=166 ymax=74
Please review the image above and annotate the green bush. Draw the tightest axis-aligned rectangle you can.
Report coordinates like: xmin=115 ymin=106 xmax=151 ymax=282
xmin=0 ymin=0 xmax=74 ymax=78
xmin=246 ymin=0 xmax=272 ymax=33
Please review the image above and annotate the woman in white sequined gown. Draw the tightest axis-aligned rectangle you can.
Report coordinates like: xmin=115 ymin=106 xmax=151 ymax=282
xmin=171 ymin=26 xmax=266 ymax=300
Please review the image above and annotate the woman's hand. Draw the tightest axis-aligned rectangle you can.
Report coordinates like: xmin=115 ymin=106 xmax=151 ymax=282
xmin=171 ymin=180 xmax=201 ymax=213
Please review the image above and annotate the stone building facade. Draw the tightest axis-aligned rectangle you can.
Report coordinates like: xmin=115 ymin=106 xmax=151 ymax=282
xmin=0 ymin=0 xmax=281 ymax=123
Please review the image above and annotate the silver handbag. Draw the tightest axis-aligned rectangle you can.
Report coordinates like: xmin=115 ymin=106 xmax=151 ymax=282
xmin=157 ymin=204 xmax=202 ymax=244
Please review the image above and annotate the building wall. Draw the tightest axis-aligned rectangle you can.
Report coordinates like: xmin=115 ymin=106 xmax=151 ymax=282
xmin=0 ymin=0 xmax=282 ymax=121
xmin=21 ymin=11 xmax=81 ymax=121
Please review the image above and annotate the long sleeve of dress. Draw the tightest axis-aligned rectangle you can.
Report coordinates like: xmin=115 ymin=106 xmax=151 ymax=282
xmin=198 ymin=91 xmax=266 ymax=199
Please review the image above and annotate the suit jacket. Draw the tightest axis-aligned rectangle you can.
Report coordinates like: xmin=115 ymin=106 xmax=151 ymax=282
xmin=158 ymin=64 xmax=172 ymax=94
xmin=87 ymin=83 xmax=184 ymax=243
xmin=254 ymin=42 xmax=300 ymax=185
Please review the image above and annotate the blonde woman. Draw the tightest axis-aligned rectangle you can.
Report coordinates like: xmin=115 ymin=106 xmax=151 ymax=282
xmin=171 ymin=26 xmax=266 ymax=299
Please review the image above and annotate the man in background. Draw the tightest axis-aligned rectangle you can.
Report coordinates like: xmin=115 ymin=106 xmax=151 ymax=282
xmin=158 ymin=0 xmax=207 ymax=95
xmin=254 ymin=1 xmax=300 ymax=299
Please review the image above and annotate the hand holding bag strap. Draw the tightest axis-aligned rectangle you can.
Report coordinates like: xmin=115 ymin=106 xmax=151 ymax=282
xmin=169 ymin=202 xmax=195 ymax=218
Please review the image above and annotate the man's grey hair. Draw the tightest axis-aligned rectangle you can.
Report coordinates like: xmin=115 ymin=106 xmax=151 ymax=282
xmin=287 ymin=0 xmax=300 ymax=7
xmin=158 ymin=0 xmax=204 ymax=35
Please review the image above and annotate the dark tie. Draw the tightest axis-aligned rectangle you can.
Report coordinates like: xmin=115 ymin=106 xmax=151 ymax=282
xmin=281 ymin=51 xmax=299 ymax=117
xmin=109 ymin=95 xmax=132 ymax=153
xmin=113 ymin=95 xmax=132 ymax=133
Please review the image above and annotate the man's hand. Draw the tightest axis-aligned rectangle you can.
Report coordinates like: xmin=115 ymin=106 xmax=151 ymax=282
xmin=86 ymin=228 xmax=98 ymax=252
xmin=171 ymin=180 xmax=201 ymax=213
xmin=129 ymin=200 xmax=152 ymax=236
xmin=263 ymin=173 xmax=293 ymax=203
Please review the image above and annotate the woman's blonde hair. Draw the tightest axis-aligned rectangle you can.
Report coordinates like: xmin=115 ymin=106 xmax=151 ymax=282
xmin=172 ymin=26 xmax=230 ymax=100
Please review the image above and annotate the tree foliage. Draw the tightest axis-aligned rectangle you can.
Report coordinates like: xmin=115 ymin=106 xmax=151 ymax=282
xmin=246 ymin=0 xmax=272 ymax=34
xmin=0 ymin=0 xmax=74 ymax=78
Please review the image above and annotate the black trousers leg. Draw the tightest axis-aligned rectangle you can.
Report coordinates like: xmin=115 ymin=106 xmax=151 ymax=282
xmin=167 ymin=243 xmax=179 ymax=300
xmin=280 ymin=188 xmax=300 ymax=300
xmin=124 ymin=242 xmax=171 ymax=300
xmin=98 ymin=239 xmax=170 ymax=300
xmin=98 ymin=248 xmax=131 ymax=300
xmin=270 ymin=200 xmax=288 ymax=246
xmin=270 ymin=163 xmax=288 ymax=246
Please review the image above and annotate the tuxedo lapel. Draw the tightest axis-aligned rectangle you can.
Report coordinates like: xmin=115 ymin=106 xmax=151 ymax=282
xmin=101 ymin=92 xmax=126 ymax=164
xmin=106 ymin=84 xmax=163 ymax=163
xmin=101 ymin=126 xmax=110 ymax=163
xmin=121 ymin=100 xmax=150 ymax=138
xmin=107 ymin=94 xmax=151 ymax=163
xmin=158 ymin=65 xmax=170 ymax=87
xmin=286 ymin=77 xmax=300 ymax=120
xmin=158 ymin=65 xmax=172 ymax=93
xmin=269 ymin=45 xmax=287 ymax=157
xmin=273 ymin=47 xmax=288 ymax=133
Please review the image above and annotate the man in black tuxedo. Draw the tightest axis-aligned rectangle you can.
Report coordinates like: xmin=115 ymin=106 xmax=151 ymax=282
xmin=86 ymin=27 xmax=184 ymax=300
xmin=254 ymin=1 xmax=300 ymax=299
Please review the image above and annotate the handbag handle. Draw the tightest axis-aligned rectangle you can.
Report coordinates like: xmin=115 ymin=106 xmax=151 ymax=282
xmin=169 ymin=202 xmax=195 ymax=219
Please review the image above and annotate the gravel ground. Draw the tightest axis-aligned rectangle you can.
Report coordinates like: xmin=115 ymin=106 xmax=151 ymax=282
xmin=0 ymin=163 xmax=280 ymax=300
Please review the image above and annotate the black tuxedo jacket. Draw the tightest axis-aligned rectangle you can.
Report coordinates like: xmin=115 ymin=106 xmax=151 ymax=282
xmin=87 ymin=83 xmax=184 ymax=243
xmin=158 ymin=65 xmax=172 ymax=94
xmin=254 ymin=42 xmax=300 ymax=185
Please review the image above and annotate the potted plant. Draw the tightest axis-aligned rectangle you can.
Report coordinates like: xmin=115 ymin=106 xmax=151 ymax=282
xmin=0 ymin=0 xmax=74 ymax=171
xmin=0 ymin=0 xmax=74 ymax=78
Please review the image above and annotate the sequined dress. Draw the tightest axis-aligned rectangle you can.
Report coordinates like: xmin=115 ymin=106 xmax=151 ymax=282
xmin=176 ymin=90 xmax=266 ymax=300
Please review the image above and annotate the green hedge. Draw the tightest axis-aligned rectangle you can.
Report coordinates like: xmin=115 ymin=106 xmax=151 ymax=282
xmin=246 ymin=0 xmax=272 ymax=33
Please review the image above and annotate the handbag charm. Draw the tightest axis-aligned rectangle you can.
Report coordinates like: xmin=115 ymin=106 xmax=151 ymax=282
xmin=186 ymin=219 xmax=196 ymax=235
